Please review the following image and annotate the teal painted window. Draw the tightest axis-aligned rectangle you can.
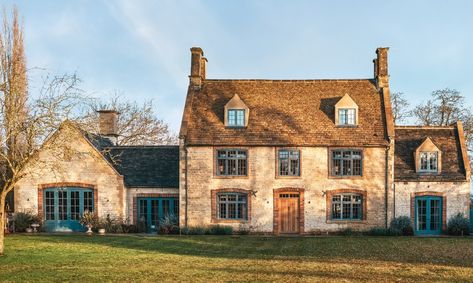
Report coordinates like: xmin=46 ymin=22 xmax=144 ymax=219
xmin=331 ymin=194 xmax=362 ymax=220
xmin=217 ymin=193 xmax=247 ymax=220
xmin=228 ymin=109 xmax=245 ymax=127
xmin=338 ymin=108 xmax=356 ymax=125
xmin=216 ymin=149 xmax=247 ymax=176
xmin=137 ymin=197 xmax=178 ymax=232
xmin=331 ymin=150 xmax=362 ymax=176
xmin=415 ymin=196 xmax=442 ymax=235
xmin=43 ymin=187 xmax=94 ymax=232
xmin=278 ymin=149 xmax=300 ymax=176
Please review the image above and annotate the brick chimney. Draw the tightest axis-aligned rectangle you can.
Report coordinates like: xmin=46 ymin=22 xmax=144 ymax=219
xmin=374 ymin=47 xmax=389 ymax=88
xmin=97 ymin=110 xmax=119 ymax=144
xmin=189 ymin=47 xmax=206 ymax=89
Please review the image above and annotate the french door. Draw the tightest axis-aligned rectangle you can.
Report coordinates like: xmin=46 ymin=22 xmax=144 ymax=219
xmin=137 ymin=197 xmax=178 ymax=232
xmin=415 ymin=196 xmax=442 ymax=235
xmin=43 ymin=188 xmax=94 ymax=232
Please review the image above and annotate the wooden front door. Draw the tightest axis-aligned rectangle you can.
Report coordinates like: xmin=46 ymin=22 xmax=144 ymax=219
xmin=278 ymin=193 xmax=300 ymax=234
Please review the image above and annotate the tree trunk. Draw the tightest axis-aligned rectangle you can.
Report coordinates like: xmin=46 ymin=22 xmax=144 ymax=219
xmin=0 ymin=194 xmax=5 ymax=256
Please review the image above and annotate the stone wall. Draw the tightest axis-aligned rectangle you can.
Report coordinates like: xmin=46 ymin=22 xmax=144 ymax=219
xmin=180 ymin=146 xmax=389 ymax=233
xmin=14 ymin=125 xmax=126 ymax=220
xmin=394 ymin=181 xmax=470 ymax=224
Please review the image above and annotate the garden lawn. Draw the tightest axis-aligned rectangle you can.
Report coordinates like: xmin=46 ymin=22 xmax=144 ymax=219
xmin=1 ymin=235 xmax=473 ymax=282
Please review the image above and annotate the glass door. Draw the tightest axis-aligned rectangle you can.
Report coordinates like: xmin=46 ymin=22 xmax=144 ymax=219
xmin=415 ymin=196 xmax=442 ymax=235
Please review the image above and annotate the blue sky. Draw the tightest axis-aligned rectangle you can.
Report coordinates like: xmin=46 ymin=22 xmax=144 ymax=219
xmin=3 ymin=0 xmax=473 ymax=132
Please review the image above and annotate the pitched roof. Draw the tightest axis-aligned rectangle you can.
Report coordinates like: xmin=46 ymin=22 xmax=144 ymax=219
xmin=105 ymin=146 xmax=179 ymax=188
xmin=183 ymin=79 xmax=390 ymax=146
xmin=394 ymin=126 xmax=467 ymax=181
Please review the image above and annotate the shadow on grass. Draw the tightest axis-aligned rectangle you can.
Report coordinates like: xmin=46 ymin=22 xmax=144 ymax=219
xmin=13 ymin=234 xmax=473 ymax=268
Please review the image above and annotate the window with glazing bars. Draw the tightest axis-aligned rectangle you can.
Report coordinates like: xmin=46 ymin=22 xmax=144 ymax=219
xmin=217 ymin=149 xmax=247 ymax=176
xmin=217 ymin=193 xmax=248 ymax=220
xmin=331 ymin=194 xmax=363 ymax=220
xmin=227 ymin=109 xmax=245 ymax=127
xmin=331 ymin=150 xmax=362 ymax=176
xmin=278 ymin=149 xmax=300 ymax=176
xmin=419 ymin=152 xmax=438 ymax=172
xmin=338 ymin=109 xmax=356 ymax=125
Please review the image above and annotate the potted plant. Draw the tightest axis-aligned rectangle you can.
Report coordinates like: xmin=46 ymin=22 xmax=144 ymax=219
xmin=97 ymin=220 xmax=106 ymax=235
xmin=80 ymin=210 xmax=97 ymax=234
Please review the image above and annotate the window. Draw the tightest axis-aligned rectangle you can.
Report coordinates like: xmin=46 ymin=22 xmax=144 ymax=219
xmin=331 ymin=194 xmax=363 ymax=220
xmin=338 ymin=108 xmax=356 ymax=125
xmin=217 ymin=193 xmax=248 ymax=220
xmin=419 ymin=152 xmax=438 ymax=172
xmin=278 ymin=149 xmax=300 ymax=176
xmin=227 ymin=109 xmax=245 ymax=127
xmin=217 ymin=149 xmax=247 ymax=176
xmin=331 ymin=150 xmax=362 ymax=176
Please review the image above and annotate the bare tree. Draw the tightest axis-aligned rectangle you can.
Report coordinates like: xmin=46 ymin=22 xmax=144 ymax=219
xmin=390 ymin=92 xmax=410 ymax=124
xmin=81 ymin=95 xmax=177 ymax=146
xmin=412 ymin=88 xmax=473 ymax=170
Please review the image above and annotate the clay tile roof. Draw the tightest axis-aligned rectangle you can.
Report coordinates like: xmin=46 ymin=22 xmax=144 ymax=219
xmin=106 ymin=146 xmax=179 ymax=188
xmin=394 ymin=126 xmax=467 ymax=181
xmin=184 ymin=79 xmax=389 ymax=146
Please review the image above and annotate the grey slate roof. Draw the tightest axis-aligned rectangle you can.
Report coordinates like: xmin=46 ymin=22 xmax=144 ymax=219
xmin=105 ymin=146 xmax=179 ymax=188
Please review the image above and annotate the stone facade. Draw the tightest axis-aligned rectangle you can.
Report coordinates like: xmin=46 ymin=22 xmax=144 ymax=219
xmin=180 ymin=146 xmax=389 ymax=233
xmin=394 ymin=181 xmax=470 ymax=230
xmin=14 ymin=124 xmax=126 ymax=220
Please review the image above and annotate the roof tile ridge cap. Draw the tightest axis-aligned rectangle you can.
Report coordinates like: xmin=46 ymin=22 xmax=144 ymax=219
xmin=204 ymin=78 xmax=374 ymax=82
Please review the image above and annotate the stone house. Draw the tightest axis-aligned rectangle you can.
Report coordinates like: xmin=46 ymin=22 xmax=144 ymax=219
xmin=13 ymin=116 xmax=179 ymax=232
xmin=179 ymin=47 xmax=471 ymax=235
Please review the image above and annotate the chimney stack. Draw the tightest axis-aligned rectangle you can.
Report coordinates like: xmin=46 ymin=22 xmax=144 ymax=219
xmin=374 ymin=47 xmax=389 ymax=88
xmin=189 ymin=47 xmax=206 ymax=89
xmin=98 ymin=110 xmax=119 ymax=144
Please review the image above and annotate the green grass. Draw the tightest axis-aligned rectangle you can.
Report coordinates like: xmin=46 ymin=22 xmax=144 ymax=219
xmin=1 ymin=235 xmax=473 ymax=282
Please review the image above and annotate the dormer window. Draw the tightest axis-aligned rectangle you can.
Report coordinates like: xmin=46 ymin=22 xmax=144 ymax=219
xmin=227 ymin=109 xmax=245 ymax=127
xmin=415 ymin=137 xmax=441 ymax=174
xmin=338 ymin=108 xmax=356 ymax=125
xmin=335 ymin=94 xmax=358 ymax=127
xmin=420 ymin=152 xmax=438 ymax=172
xmin=225 ymin=94 xmax=249 ymax=128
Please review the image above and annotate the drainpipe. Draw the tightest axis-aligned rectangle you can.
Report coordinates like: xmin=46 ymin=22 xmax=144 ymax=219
xmin=385 ymin=139 xmax=391 ymax=229
xmin=184 ymin=145 xmax=189 ymax=228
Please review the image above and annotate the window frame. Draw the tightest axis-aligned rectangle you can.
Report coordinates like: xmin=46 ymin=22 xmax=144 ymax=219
xmin=326 ymin=189 xmax=367 ymax=223
xmin=215 ymin=148 xmax=248 ymax=177
xmin=216 ymin=192 xmax=248 ymax=220
xmin=227 ymin=109 xmax=246 ymax=127
xmin=419 ymin=151 xmax=439 ymax=173
xmin=330 ymin=149 xmax=363 ymax=177
xmin=338 ymin=108 xmax=356 ymax=126
xmin=211 ymin=189 xmax=251 ymax=223
xmin=330 ymin=193 xmax=363 ymax=221
xmin=277 ymin=149 xmax=301 ymax=177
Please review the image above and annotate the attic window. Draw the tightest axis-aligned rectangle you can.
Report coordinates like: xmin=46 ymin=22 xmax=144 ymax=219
xmin=228 ymin=109 xmax=245 ymax=127
xmin=419 ymin=152 xmax=438 ymax=173
xmin=338 ymin=109 xmax=356 ymax=125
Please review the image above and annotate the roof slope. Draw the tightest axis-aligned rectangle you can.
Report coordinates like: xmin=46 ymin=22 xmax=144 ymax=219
xmin=184 ymin=79 xmax=389 ymax=146
xmin=394 ymin=126 xmax=467 ymax=181
xmin=106 ymin=146 xmax=179 ymax=188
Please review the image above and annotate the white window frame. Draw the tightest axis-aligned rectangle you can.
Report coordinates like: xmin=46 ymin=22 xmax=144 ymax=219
xmin=419 ymin=151 xmax=438 ymax=173
xmin=227 ymin=109 xmax=245 ymax=127
xmin=338 ymin=108 xmax=356 ymax=126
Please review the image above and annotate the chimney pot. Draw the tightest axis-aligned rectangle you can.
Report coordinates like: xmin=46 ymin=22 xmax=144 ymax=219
xmin=189 ymin=47 xmax=205 ymax=88
xmin=375 ymin=47 xmax=389 ymax=88
xmin=98 ymin=110 xmax=119 ymax=144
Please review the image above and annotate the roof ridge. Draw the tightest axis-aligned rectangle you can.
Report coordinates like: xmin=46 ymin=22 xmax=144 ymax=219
xmin=107 ymin=145 xmax=179 ymax=148
xmin=204 ymin=78 xmax=375 ymax=83
xmin=395 ymin=125 xmax=455 ymax=129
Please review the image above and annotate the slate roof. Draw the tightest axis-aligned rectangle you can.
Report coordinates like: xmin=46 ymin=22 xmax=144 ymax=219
xmin=182 ymin=79 xmax=390 ymax=146
xmin=394 ymin=126 xmax=467 ymax=182
xmin=104 ymin=146 xmax=179 ymax=188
